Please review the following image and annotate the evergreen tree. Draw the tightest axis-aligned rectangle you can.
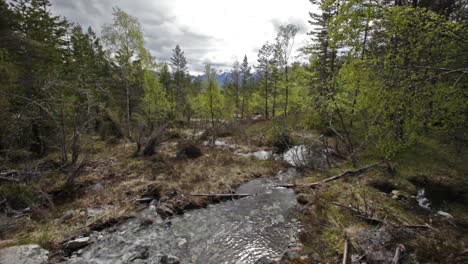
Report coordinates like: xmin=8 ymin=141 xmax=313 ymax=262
xmin=170 ymin=44 xmax=188 ymax=117
xmin=240 ymin=55 xmax=251 ymax=119
xmin=159 ymin=62 xmax=172 ymax=103
xmin=257 ymin=43 xmax=275 ymax=119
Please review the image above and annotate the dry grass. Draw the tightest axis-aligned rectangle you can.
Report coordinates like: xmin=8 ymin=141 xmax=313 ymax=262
xmin=3 ymin=137 xmax=279 ymax=250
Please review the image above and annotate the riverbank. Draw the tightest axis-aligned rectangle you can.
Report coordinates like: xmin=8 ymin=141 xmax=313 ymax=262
xmin=0 ymin=130 xmax=285 ymax=261
xmin=1 ymin=120 xmax=467 ymax=263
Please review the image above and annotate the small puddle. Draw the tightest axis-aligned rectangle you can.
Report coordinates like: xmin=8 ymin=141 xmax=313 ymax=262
xmin=65 ymin=169 xmax=302 ymax=264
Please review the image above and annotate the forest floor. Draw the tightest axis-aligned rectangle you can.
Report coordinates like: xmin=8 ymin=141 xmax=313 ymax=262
xmin=1 ymin=120 xmax=467 ymax=263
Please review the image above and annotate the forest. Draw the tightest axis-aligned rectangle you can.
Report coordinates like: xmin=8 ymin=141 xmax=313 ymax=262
xmin=0 ymin=0 xmax=467 ymax=264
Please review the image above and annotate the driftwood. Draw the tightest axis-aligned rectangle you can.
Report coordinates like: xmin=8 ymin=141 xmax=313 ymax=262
xmin=392 ymin=244 xmax=405 ymax=264
xmin=276 ymin=163 xmax=380 ymax=189
xmin=135 ymin=198 xmax=153 ymax=203
xmin=342 ymin=238 xmax=349 ymax=264
xmin=190 ymin=193 xmax=251 ymax=198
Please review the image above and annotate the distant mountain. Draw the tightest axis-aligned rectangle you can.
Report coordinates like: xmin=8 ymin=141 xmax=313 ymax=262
xmin=190 ymin=71 xmax=259 ymax=86
xmin=216 ymin=72 xmax=231 ymax=85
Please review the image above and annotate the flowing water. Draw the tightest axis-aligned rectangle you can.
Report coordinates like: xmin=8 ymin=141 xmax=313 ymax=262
xmin=65 ymin=169 xmax=302 ymax=264
xmin=416 ymin=188 xmax=431 ymax=210
xmin=237 ymin=145 xmax=314 ymax=167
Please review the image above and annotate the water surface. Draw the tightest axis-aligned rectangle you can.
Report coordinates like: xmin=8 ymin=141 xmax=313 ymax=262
xmin=66 ymin=169 xmax=302 ymax=264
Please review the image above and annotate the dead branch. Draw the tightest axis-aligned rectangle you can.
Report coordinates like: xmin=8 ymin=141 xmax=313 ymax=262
xmin=190 ymin=193 xmax=251 ymax=198
xmin=275 ymin=163 xmax=380 ymax=188
xmin=342 ymin=238 xmax=349 ymax=264
xmin=391 ymin=244 xmax=405 ymax=264
xmin=322 ymin=163 xmax=379 ymax=183
xmin=135 ymin=198 xmax=153 ymax=203
xmin=0 ymin=176 xmax=21 ymax=183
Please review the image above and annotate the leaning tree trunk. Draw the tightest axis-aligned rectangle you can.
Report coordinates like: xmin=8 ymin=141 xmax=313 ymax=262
xmin=142 ymin=123 xmax=170 ymax=157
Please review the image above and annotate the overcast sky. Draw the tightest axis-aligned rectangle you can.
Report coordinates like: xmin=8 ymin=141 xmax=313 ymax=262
xmin=49 ymin=0 xmax=316 ymax=74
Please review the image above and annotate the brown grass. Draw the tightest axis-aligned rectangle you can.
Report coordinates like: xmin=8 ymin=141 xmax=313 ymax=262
xmin=3 ymin=137 xmax=280 ymax=250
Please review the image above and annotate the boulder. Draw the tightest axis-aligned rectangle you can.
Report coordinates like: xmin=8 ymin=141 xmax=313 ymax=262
xmin=87 ymin=208 xmax=104 ymax=218
xmin=87 ymin=183 xmax=104 ymax=193
xmin=160 ymin=255 xmax=180 ymax=264
xmin=60 ymin=210 xmax=74 ymax=222
xmin=437 ymin=210 xmax=454 ymax=218
xmin=0 ymin=244 xmax=48 ymax=264
xmin=65 ymin=237 xmax=91 ymax=250
xmin=156 ymin=204 xmax=175 ymax=218
xmin=391 ymin=190 xmax=405 ymax=200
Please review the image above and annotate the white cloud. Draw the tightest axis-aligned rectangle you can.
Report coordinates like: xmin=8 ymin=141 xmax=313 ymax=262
xmin=49 ymin=0 xmax=316 ymax=74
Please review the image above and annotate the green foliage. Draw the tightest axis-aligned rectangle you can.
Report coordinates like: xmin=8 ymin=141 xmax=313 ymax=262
xmin=307 ymin=2 xmax=467 ymax=159
xmin=0 ymin=183 xmax=37 ymax=209
xmin=192 ymin=64 xmax=228 ymax=123
xmin=141 ymin=70 xmax=171 ymax=126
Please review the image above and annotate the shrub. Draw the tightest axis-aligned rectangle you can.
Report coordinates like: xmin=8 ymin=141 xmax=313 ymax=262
xmin=271 ymin=132 xmax=294 ymax=154
xmin=0 ymin=183 xmax=37 ymax=209
xmin=176 ymin=141 xmax=203 ymax=159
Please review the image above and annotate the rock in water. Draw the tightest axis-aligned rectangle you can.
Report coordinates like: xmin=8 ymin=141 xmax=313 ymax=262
xmin=0 ymin=244 xmax=49 ymax=264
xmin=160 ymin=255 xmax=180 ymax=264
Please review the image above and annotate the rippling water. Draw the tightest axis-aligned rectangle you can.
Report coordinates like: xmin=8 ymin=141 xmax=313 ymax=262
xmin=66 ymin=169 xmax=302 ymax=264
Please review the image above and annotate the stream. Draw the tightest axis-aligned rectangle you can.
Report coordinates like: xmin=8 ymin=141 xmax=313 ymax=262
xmin=65 ymin=168 xmax=303 ymax=264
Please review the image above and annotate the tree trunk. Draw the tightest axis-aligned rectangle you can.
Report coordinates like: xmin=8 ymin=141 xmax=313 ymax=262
xmin=284 ymin=65 xmax=289 ymax=116
xmin=264 ymin=75 xmax=269 ymax=119
xmin=70 ymin=128 xmax=79 ymax=166
xmin=272 ymin=78 xmax=277 ymax=118
xmin=125 ymin=82 xmax=132 ymax=138
xmin=142 ymin=123 xmax=169 ymax=157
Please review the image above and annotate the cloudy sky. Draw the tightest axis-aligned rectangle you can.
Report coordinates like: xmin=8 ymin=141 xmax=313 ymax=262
xmin=49 ymin=0 xmax=316 ymax=74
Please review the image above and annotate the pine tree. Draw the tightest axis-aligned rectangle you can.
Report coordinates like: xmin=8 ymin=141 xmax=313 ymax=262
xmin=170 ymin=44 xmax=188 ymax=117
xmin=159 ymin=62 xmax=172 ymax=102
xmin=230 ymin=60 xmax=241 ymax=112
xmin=240 ymin=55 xmax=251 ymax=119
xmin=257 ymin=43 xmax=275 ymax=119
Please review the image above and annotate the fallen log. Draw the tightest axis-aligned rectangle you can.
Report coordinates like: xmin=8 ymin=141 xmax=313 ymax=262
xmin=275 ymin=163 xmax=380 ymax=189
xmin=321 ymin=163 xmax=380 ymax=183
xmin=0 ymin=176 xmax=21 ymax=183
xmin=190 ymin=193 xmax=251 ymax=198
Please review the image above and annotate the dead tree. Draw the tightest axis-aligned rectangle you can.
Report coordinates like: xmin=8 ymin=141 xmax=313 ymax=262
xmin=141 ymin=122 xmax=170 ymax=157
